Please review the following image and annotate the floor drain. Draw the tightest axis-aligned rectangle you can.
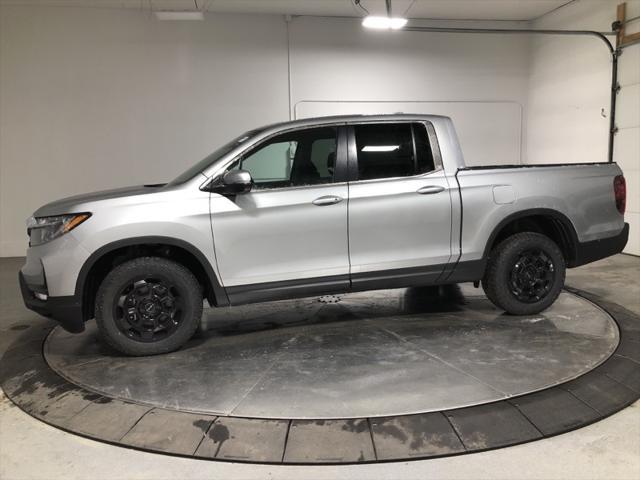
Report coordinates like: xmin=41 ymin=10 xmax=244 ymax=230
xmin=318 ymin=295 xmax=341 ymax=304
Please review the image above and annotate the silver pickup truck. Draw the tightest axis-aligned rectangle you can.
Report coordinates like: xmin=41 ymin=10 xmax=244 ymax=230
xmin=20 ymin=114 xmax=629 ymax=355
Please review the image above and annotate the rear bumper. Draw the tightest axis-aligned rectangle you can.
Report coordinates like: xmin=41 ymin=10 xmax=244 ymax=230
xmin=19 ymin=271 xmax=85 ymax=333
xmin=571 ymin=222 xmax=629 ymax=267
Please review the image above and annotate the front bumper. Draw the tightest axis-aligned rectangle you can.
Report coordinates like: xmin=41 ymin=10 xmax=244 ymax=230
xmin=19 ymin=271 xmax=85 ymax=333
xmin=571 ymin=222 xmax=629 ymax=267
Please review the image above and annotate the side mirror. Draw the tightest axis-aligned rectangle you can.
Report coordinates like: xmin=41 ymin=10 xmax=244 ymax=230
xmin=213 ymin=169 xmax=253 ymax=195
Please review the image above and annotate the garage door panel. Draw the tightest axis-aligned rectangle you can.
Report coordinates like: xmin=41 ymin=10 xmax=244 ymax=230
xmin=614 ymin=127 xmax=640 ymax=169
xmin=625 ymin=211 xmax=640 ymax=256
xmin=617 ymin=83 xmax=640 ymax=129
xmin=618 ymin=45 xmax=640 ymax=87
xmin=624 ymin=167 xmax=640 ymax=215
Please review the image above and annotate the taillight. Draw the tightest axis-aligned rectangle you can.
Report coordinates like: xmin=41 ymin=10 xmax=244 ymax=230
xmin=614 ymin=175 xmax=626 ymax=215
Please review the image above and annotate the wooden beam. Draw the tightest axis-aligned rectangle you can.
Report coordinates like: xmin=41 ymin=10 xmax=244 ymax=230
xmin=617 ymin=2 xmax=640 ymax=48
xmin=622 ymin=31 xmax=640 ymax=46
xmin=616 ymin=3 xmax=626 ymax=48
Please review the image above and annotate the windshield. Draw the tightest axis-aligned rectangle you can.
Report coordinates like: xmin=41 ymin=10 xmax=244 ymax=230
xmin=167 ymin=129 xmax=262 ymax=186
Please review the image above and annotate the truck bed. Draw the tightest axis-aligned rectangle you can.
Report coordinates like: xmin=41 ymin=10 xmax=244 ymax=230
xmin=454 ymin=161 xmax=626 ymax=267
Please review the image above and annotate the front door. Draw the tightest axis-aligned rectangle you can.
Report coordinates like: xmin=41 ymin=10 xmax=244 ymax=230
xmin=346 ymin=122 xmax=454 ymax=290
xmin=210 ymin=125 xmax=350 ymax=303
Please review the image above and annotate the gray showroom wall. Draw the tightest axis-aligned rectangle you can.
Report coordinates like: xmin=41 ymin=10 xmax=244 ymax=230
xmin=526 ymin=0 xmax=640 ymax=255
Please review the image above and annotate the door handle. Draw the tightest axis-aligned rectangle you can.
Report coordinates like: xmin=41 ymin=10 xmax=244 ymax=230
xmin=416 ymin=185 xmax=445 ymax=195
xmin=312 ymin=195 xmax=343 ymax=206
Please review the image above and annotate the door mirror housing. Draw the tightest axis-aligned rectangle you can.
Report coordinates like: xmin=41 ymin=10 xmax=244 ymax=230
xmin=213 ymin=170 xmax=253 ymax=195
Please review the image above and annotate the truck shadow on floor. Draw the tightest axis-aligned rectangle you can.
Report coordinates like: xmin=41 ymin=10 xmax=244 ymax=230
xmin=194 ymin=284 xmax=468 ymax=340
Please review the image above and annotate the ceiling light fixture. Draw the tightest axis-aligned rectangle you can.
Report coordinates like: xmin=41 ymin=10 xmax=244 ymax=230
xmin=361 ymin=0 xmax=406 ymax=30
xmin=362 ymin=16 xmax=407 ymax=29
xmin=154 ymin=11 xmax=204 ymax=21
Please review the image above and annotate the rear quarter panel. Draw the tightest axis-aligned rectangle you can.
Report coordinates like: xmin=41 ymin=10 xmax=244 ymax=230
xmin=456 ymin=163 xmax=625 ymax=263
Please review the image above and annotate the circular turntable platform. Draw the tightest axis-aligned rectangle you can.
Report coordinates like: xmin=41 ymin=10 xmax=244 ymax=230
xmin=2 ymin=285 xmax=639 ymax=464
xmin=45 ymin=286 xmax=617 ymax=418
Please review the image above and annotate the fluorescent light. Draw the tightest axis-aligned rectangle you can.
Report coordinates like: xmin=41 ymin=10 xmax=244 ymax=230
xmin=362 ymin=16 xmax=407 ymax=30
xmin=362 ymin=145 xmax=400 ymax=152
xmin=154 ymin=11 xmax=204 ymax=21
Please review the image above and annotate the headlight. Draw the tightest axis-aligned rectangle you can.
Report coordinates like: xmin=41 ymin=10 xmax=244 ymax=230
xmin=27 ymin=213 xmax=91 ymax=247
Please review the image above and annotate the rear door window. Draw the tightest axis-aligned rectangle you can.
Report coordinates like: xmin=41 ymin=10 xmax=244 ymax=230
xmin=354 ymin=123 xmax=435 ymax=181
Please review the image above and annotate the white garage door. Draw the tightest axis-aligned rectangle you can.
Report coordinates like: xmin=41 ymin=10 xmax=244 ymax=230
xmin=614 ymin=41 xmax=640 ymax=256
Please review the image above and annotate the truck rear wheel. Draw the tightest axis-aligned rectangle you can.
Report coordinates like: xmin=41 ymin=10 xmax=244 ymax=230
xmin=95 ymin=257 xmax=202 ymax=356
xmin=482 ymin=232 xmax=565 ymax=315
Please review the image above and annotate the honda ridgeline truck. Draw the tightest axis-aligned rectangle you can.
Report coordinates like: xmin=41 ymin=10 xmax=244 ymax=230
xmin=20 ymin=115 xmax=629 ymax=355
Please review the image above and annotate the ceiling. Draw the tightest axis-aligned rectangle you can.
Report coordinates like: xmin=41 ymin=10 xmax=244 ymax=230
xmin=0 ymin=0 xmax=574 ymax=21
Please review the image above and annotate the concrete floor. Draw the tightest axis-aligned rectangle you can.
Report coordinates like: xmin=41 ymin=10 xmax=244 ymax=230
xmin=1 ymin=255 xmax=639 ymax=479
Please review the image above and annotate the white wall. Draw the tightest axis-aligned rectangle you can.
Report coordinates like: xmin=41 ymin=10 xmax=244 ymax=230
xmin=0 ymin=7 xmax=532 ymax=257
xmin=526 ymin=0 xmax=640 ymax=255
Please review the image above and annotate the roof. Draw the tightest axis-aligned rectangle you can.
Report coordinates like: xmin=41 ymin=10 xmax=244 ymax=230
xmin=257 ymin=113 xmax=451 ymax=132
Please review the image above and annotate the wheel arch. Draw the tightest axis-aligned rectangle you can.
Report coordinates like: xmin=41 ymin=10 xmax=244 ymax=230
xmin=76 ymin=236 xmax=229 ymax=321
xmin=483 ymin=209 xmax=580 ymax=266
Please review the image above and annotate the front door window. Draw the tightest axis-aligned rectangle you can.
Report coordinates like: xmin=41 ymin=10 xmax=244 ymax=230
xmin=232 ymin=127 xmax=338 ymax=189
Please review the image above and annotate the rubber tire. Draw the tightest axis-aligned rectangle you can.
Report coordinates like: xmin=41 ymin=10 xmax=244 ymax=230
xmin=482 ymin=232 xmax=566 ymax=315
xmin=95 ymin=257 xmax=203 ymax=356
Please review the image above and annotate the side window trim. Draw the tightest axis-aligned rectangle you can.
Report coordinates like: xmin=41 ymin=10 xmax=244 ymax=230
xmin=410 ymin=123 xmax=419 ymax=174
xmin=346 ymin=124 xmax=358 ymax=182
xmin=347 ymin=121 xmax=441 ymax=183
xmin=424 ymin=122 xmax=444 ymax=171
xmin=333 ymin=125 xmax=350 ymax=184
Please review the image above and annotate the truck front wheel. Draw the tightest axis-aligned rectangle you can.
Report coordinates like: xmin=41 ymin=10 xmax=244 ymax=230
xmin=95 ymin=257 xmax=203 ymax=356
xmin=482 ymin=232 xmax=566 ymax=315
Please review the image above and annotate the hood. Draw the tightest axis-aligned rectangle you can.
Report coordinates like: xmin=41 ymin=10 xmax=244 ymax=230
xmin=33 ymin=184 xmax=166 ymax=217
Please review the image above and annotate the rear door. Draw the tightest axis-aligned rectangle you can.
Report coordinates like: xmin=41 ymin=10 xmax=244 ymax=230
xmin=209 ymin=125 xmax=351 ymax=303
xmin=347 ymin=122 xmax=454 ymax=289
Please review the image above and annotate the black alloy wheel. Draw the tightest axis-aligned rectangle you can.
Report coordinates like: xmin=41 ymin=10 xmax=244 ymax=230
xmin=482 ymin=232 xmax=566 ymax=315
xmin=96 ymin=257 xmax=202 ymax=356
xmin=508 ymin=249 xmax=556 ymax=303
xmin=114 ymin=276 xmax=183 ymax=342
